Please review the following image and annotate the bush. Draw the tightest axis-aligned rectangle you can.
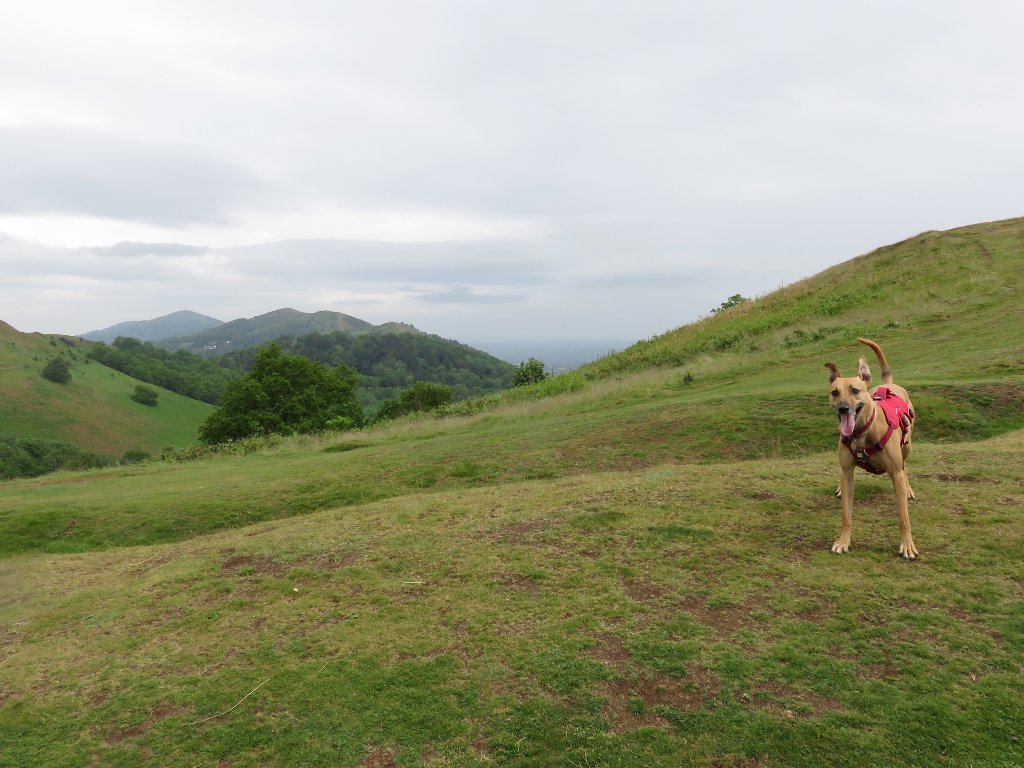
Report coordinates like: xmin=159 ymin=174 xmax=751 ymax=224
xmin=121 ymin=450 xmax=151 ymax=464
xmin=130 ymin=384 xmax=159 ymax=406
xmin=512 ymin=357 xmax=548 ymax=387
xmin=41 ymin=356 xmax=71 ymax=384
xmin=198 ymin=343 xmax=362 ymax=444
xmin=375 ymin=381 xmax=455 ymax=421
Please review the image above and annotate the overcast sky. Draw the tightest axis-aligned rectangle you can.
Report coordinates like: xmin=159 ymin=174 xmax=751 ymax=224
xmin=2 ymin=1 xmax=1022 ymax=351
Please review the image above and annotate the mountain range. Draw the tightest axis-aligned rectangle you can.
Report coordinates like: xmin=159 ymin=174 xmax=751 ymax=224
xmin=82 ymin=310 xmax=224 ymax=343
xmin=84 ymin=307 xmax=423 ymax=356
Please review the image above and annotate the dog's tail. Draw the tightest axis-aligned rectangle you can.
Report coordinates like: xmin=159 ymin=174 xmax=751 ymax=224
xmin=857 ymin=338 xmax=893 ymax=385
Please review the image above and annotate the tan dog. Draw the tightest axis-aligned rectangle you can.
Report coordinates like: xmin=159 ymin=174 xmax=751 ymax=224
xmin=825 ymin=338 xmax=918 ymax=558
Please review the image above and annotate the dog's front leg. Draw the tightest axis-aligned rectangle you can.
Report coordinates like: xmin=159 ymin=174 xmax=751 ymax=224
xmin=892 ymin=468 xmax=918 ymax=559
xmin=832 ymin=459 xmax=855 ymax=553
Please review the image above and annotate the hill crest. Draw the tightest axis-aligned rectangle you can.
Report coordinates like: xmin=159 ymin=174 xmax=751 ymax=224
xmin=83 ymin=310 xmax=224 ymax=343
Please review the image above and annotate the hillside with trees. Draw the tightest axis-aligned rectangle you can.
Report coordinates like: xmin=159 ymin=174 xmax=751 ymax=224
xmin=87 ymin=336 xmax=240 ymax=404
xmin=218 ymin=330 xmax=514 ymax=415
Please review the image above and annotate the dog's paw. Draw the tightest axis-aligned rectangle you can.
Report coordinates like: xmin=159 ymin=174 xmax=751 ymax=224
xmin=831 ymin=538 xmax=850 ymax=554
xmin=835 ymin=484 xmax=842 ymax=498
xmin=907 ymin=486 xmax=916 ymax=501
xmin=899 ymin=539 xmax=919 ymax=559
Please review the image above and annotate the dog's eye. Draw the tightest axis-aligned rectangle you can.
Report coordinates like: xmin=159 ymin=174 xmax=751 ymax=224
xmin=831 ymin=389 xmax=838 ymax=397
xmin=851 ymin=388 xmax=860 ymax=395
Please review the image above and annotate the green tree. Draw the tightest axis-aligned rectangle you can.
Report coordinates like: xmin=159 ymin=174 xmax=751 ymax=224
xmin=711 ymin=294 xmax=750 ymax=314
xmin=41 ymin=356 xmax=71 ymax=384
xmin=198 ymin=343 xmax=362 ymax=444
xmin=375 ymin=381 xmax=455 ymax=421
xmin=512 ymin=357 xmax=548 ymax=387
xmin=130 ymin=384 xmax=159 ymax=406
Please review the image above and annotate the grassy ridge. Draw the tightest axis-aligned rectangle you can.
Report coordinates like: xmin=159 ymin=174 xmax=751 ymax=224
xmin=0 ymin=324 xmax=213 ymax=457
xmin=1 ymin=216 xmax=1023 ymax=766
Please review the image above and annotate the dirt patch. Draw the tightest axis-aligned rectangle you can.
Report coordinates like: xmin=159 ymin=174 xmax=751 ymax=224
xmin=588 ymin=633 xmax=633 ymax=666
xmin=488 ymin=519 xmax=549 ymax=545
xmin=742 ymin=490 xmax=783 ymax=501
xmin=295 ymin=552 xmax=364 ymax=570
xmin=737 ymin=681 xmax=844 ymax=718
xmin=598 ymin=665 xmax=719 ymax=734
xmin=221 ymin=554 xmax=290 ymax=577
xmin=499 ymin=573 xmax=540 ymax=593
xmin=678 ymin=594 xmax=768 ymax=637
xmin=997 ymin=496 xmax=1023 ymax=507
xmin=357 ymin=744 xmax=397 ymax=768
xmin=106 ymin=702 xmax=187 ymax=744
xmin=709 ymin=757 xmax=770 ymax=768
xmin=927 ymin=473 xmax=990 ymax=484
xmin=623 ymin=577 xmax=667 ymax=603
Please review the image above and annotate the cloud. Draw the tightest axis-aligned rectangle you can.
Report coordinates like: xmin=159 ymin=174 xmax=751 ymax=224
xmin=88 ymin=242 xmax=209 ymax=258
xmin=0 ymin=125 xmax=272 ymax=226
xmin=415 ymin=285 xmax=525 ymax=304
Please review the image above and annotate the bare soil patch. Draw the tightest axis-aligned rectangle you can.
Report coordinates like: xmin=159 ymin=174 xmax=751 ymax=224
xmin=105 ymin=703 xmax=187 ymax=744
xmin=357 ymin=744 xmax=397 ymax=768
xmin=678 ymin=594 xmax=768 ymax=637
xmin=221 ymin=553 xmax=290 ymax=577
xmin=737 ymin=681 xmax=844 ymax=718
xmin=598 ymin=665 xmax=719 ymax=734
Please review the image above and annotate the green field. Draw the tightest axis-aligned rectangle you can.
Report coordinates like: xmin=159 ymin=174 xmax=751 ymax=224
xmin=0 ymin=324 xmax=213 ymax=458
xmin=1 ymin=217 xmax=1023 ymax=767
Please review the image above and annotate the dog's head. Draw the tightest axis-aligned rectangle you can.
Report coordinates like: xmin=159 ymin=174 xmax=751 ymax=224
xmin=825 ymin=358 xmax=874 ymax=438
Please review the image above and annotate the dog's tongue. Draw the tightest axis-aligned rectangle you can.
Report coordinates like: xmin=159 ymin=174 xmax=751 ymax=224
xmin=839 ymin=412 xmax=857 ymax=438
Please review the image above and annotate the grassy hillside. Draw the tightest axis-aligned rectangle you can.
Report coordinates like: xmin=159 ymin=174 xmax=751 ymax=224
xmin=1 ymin=217 xmax=1022 ymax=767
xmin=0 ymin=323 xmax=214 ymax=458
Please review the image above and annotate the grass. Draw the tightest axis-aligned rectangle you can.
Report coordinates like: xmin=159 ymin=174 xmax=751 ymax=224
xmin=1 ymin=216 xmax=1023 ymax=766
xmin=0 ymin=325 xmax=213 ymax=457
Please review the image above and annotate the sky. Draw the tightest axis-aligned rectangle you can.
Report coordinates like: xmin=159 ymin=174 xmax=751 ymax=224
xmin=2 ymin=1 xmax=1023 ymax=353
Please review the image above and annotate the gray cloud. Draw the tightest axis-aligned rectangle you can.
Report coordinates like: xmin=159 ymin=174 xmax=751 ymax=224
xmin=416 ymin=285 xmax=525 ymax=304
xmin=87 ymin=242 xmax=210 ymax=258
xmin=1 ymin=3 xmax=1023 ymax=345
xmin=0 ymin=126 xmax=272 ymax=225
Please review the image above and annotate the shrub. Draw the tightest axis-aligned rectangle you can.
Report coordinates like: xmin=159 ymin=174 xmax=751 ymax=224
xmin=41 ymin=356 xmax=71 ymax=384
xmin=130 ymin=385 xmax=159 ymax=406
xmin=198 ymin=343 xmax=362 ymax=444
xmin=512 ymin=358 xmax=548 ymax=387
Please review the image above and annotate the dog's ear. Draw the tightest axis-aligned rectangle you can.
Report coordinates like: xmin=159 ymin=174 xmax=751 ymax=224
xmin=825 ymin=362 xmax=840 ymax=383
xmin=858 ymin=357 xmax=872 ymax=383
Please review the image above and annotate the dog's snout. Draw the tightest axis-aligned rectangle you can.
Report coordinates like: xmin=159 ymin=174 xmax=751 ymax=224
xmin=836 ymin=404 xmax=851 ymax=414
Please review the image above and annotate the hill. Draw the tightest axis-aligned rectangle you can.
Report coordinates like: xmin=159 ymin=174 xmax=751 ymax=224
xmin=0 ymin=217 xmax=1022 ymax=766
xmin=82 ymin=309 xmax=224 ymax=343
xmin=0 ymin=322 xmax=214 ymax=467
xmin=216 ymin=330 xmax=515 ymax=415
xmin=157 ymin=307 xmax=401 ymax=355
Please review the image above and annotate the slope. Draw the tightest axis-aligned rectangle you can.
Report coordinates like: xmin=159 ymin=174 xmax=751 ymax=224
xmin=0 ymin=323 xmax=215 ymax=458
xmin=1 ymin=217 xmax=1023 ymax=766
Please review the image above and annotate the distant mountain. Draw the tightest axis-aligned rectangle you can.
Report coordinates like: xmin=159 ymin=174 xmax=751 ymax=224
xmin=83 ymin=310 xmax=224 ymax=343
xmin=155 ymin=308 xmax=419 ymax=356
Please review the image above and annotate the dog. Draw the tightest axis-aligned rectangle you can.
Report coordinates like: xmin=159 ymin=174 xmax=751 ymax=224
xmin=825 ymin=338 xmax=918 ymax=558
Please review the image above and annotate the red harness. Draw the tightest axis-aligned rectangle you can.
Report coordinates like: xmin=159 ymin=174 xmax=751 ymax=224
xmin=841 ymin=387 xmax=914 ymax=475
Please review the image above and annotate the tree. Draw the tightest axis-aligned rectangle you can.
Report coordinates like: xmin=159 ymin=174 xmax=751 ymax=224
xmin=375 ymin=381 xmax=455 ymax=421
xmin=711 ymin=294 xmax=750 ymax=314
xmin=130 ymin=384 xmax=159 ymax=406
xmin=41 ymin=356 xmax=71 ymax=384
xmin=198 ymin=343 xmax=362 ymax=444
xmin=512 ymin=357 xmax=548 ymax=387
